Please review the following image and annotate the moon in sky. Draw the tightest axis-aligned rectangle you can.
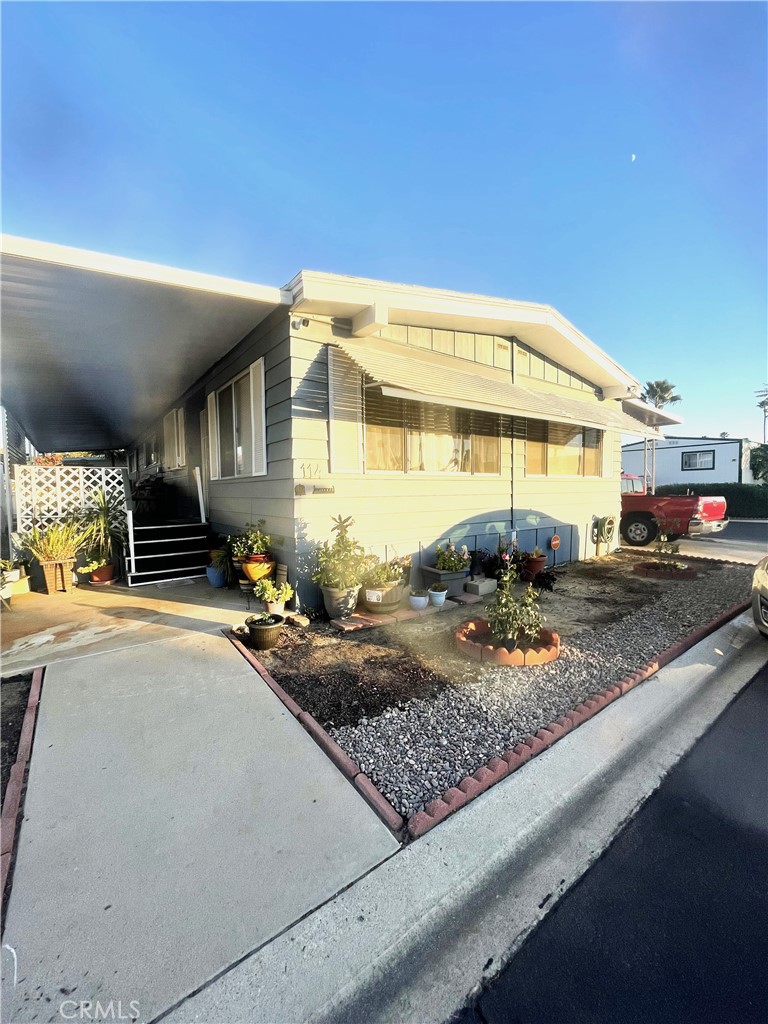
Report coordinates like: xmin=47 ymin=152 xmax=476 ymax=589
xmin=631 ymin=154 xmax=636 ymax=162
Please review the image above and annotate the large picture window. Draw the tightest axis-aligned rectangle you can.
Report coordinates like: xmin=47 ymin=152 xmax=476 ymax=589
xmin=525 ymin=420 xmax=602 ymax=477
xmin=364 ymin=392 xmax=501 ymax=475
xmin=206 ymin=359 xmax=266 ymax=480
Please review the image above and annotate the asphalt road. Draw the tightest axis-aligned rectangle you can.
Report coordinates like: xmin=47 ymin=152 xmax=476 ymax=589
xmin=666 ymin=519 xmax=767 ymax=564
xmin=457 ymin=663 xmax=768 ymax=1024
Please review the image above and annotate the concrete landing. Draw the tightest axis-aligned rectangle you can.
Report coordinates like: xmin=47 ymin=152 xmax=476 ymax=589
xmin=1 ymin=632 xmax=399 ymax=1023
xmin=0 ymin=579 xmax=252 ymax=675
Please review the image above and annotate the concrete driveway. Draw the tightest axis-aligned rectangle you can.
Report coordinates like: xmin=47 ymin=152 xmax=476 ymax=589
xmin=676 ymin=518 xmax=767 ymax=564
xmin=1 ymin=620 xmax=399 ymax=1023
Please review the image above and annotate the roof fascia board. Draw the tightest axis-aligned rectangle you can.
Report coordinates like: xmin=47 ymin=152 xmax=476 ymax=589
xmin=1 ymin=235 xmax=292 ymax=306
xmin=293 ymin=270 xmax=639 ymax=390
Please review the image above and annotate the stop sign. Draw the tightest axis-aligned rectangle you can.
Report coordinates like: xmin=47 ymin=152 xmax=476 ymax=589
xmin=550 ymin=534 xmax=561 ymax=551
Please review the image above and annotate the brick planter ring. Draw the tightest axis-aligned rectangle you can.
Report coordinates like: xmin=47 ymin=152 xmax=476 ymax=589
xmin=455 ymin=618 xmax=561 ymax=666
xmin=633 ymin=562 xmax=698 ymax=580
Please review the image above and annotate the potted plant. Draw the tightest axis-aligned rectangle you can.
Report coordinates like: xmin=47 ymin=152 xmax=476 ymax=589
xmin=312 ymin=514 xmax=368 ymax=618
xmin=409 ymin=588 xmax=429 ymax=611
xmin=521 ymin=546 xmax=547 ymax=582
xmin=0 ymin=558 xmax=22 ymax=584
xmin=206 ymin=548 xmax=231 ymax=588
xmin=19 ymin=519 xmax=90 ymax=594
xmin=428 ymin=582 xmax=448 ymax=607
xmin=361 ymin=554 xmax=410 ymax=614
xmin=75 ymin=487 xmax=127 ymax=585
xmin=244 ymin=612 xmax=285 ymax=650
xmin=254 ymin=578 xmax=294 ymax=614
xmin=421 ymin=541 xmax=471 ymax=598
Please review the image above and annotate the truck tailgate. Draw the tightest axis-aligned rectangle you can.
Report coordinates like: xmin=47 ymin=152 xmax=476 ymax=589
xmin=697 ymin=496 xmax=727 ymax=521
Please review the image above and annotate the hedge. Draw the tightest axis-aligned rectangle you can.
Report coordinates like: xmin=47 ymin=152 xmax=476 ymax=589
xmin=654 ymin=483 xmax=768 ymax=518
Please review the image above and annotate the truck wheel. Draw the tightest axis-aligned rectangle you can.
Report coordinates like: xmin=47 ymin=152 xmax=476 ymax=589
xmin=621 ymin=515 xmax=657 ymax=546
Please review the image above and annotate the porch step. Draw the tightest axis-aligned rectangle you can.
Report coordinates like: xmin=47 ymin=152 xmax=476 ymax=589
xmin=127 ymin=518 xmax=210 ymax=587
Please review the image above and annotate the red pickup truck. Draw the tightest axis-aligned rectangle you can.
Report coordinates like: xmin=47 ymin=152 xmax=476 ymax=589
xmin=620 ymin=475 xmax=728 ymax=546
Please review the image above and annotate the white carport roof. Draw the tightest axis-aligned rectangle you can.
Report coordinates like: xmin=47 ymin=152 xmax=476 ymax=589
xmin=1 ymin=236 xmax=291 ymax=451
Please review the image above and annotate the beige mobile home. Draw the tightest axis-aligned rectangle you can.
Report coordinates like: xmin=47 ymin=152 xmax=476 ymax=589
xmin=1 ymin=238 xmax=679 ymax=606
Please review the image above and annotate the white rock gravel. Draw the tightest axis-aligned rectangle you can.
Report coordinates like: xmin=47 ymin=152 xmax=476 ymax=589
xmin=330 ymin=564 xmax=753 ymax=819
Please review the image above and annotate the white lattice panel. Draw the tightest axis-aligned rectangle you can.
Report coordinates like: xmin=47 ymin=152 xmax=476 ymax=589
xmin=14 ymin=466 xmax=127 ymax=532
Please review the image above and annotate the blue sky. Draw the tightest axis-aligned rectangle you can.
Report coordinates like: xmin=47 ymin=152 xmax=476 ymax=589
xmin=3 ymin=2 xmax=766 ymax=440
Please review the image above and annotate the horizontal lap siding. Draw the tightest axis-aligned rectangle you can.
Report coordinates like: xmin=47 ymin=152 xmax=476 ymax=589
xmin=206 ymin=310 xmax=295 ymax=573
xmin=512 ymin=425 xmax=621 ymax=562
xmin=289 ymin=325 xmax=513 ymax=603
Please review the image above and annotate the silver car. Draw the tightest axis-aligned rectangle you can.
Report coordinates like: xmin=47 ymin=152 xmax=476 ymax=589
xmin=752 ymin=555 xmax=768 ymax=638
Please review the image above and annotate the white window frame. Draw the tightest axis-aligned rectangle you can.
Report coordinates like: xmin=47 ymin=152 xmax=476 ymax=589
xmin=681 ymin=449 xmax=715 ymax=472
xmin=207 ymin=358 xmax=266 ymax=481
xmin=163 ymin=408 xmax=186 ymax=470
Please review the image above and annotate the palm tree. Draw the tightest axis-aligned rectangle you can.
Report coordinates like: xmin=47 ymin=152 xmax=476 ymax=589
xmin=641 ymin=380 xmax=683 ymax=409
xmin=640 ymin=380 xmax=682 ymax=495
xmin=756 ymin=387 xmax=768 ymax=443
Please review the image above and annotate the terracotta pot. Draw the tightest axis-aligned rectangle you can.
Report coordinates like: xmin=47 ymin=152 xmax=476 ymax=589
xmin=264 ymin=600 xmax=285 ymax=615
xmin=522 ymin=555 xmax=547 ymax=582
xmin=245 ymin=553 xmax=269 ymax=563
xmin=89 ymin=563 xmax=116 ymax=586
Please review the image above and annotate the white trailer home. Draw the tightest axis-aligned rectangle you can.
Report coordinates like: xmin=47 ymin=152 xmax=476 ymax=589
xmin=621 ymin=436 xmax=757 ymax=488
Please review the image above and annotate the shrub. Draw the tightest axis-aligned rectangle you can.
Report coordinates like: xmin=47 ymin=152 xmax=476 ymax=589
xmin=312 ymin=515 xmax=369 ymax=589
xmin=654 ymin=483 xmax=767 ymax=518
xmin=255 ymin=579 xmax=294 ymax=604
xmin=486 ymin=558 xmax=544 ymax=648
xmin=19 ymin=520 xmax=91 ymax=562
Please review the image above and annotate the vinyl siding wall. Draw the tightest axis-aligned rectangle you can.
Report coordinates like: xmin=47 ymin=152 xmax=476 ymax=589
xmin=204 ymin=309 xmax=296 ymax=570
xmin=289 ymin=319 xmax=514 ymax=606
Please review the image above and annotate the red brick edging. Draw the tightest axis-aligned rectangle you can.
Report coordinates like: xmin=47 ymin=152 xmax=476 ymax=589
xmin=407 ymin=597 xmax=752 ymax=837
xmin=223 ymin=631 xmax=405 ymax=836
xmin=1 ymin=667 xmax=44 ymax=903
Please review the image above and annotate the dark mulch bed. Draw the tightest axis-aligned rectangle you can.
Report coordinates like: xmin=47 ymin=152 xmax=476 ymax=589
xmin=256 ymin=625 xmax=452 ymax=728
xmin=1 ymin=672 xmax=33 ymax=807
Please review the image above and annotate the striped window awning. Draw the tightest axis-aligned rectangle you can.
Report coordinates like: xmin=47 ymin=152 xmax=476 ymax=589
xmin=332 ymin=338 xmax=671 ymax=438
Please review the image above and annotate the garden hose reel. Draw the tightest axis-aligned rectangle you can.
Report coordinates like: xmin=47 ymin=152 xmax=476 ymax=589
xmin=591 ymin=514 xmax=617 ymax=547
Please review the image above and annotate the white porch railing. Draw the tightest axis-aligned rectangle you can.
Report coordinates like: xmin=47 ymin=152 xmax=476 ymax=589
xmin=13 ymin=465 xmax=127 ymax=532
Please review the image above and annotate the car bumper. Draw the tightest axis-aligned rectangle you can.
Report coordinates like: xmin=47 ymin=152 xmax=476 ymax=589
xmin=687 ymin=519 xmax=728 ymax=537
xmin=752 ymin=590 xmax=768 ymax=638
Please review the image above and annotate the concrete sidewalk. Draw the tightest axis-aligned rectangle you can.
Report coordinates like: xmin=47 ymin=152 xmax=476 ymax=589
xmin=158 ymin=614 xmax=767 ymax=1024
xmin=0 ymin=631 xmax=399 ymax=1024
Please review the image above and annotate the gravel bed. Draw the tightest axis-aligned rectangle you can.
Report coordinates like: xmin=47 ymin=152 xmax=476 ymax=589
xmin=330 ymin=563 xmax=753 ymax=819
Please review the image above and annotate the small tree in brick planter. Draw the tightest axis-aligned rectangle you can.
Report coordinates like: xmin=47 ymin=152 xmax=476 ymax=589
xmin=455 ymin=555 xmax=561 ymax=666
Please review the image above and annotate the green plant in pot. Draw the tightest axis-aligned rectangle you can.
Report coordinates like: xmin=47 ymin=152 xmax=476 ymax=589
xmin=361 ymin=553 xmax=411 ymax=614
xmin=75 ymin=487 xmax=127 ymax=584
xmin=409 ymin=588 xmax=429 ymax=611
xmin=254 ymin=578 xmax=294 ymax=614
xmin=19 ymin=519 xmax=91 ymax=594
xmin=312 ymin=514 xmax=368 ymax=619
xmin=244 ymin=611 xmax=285 ymax=650
xmin=522 ymin=545 xmax=547 ymax=582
